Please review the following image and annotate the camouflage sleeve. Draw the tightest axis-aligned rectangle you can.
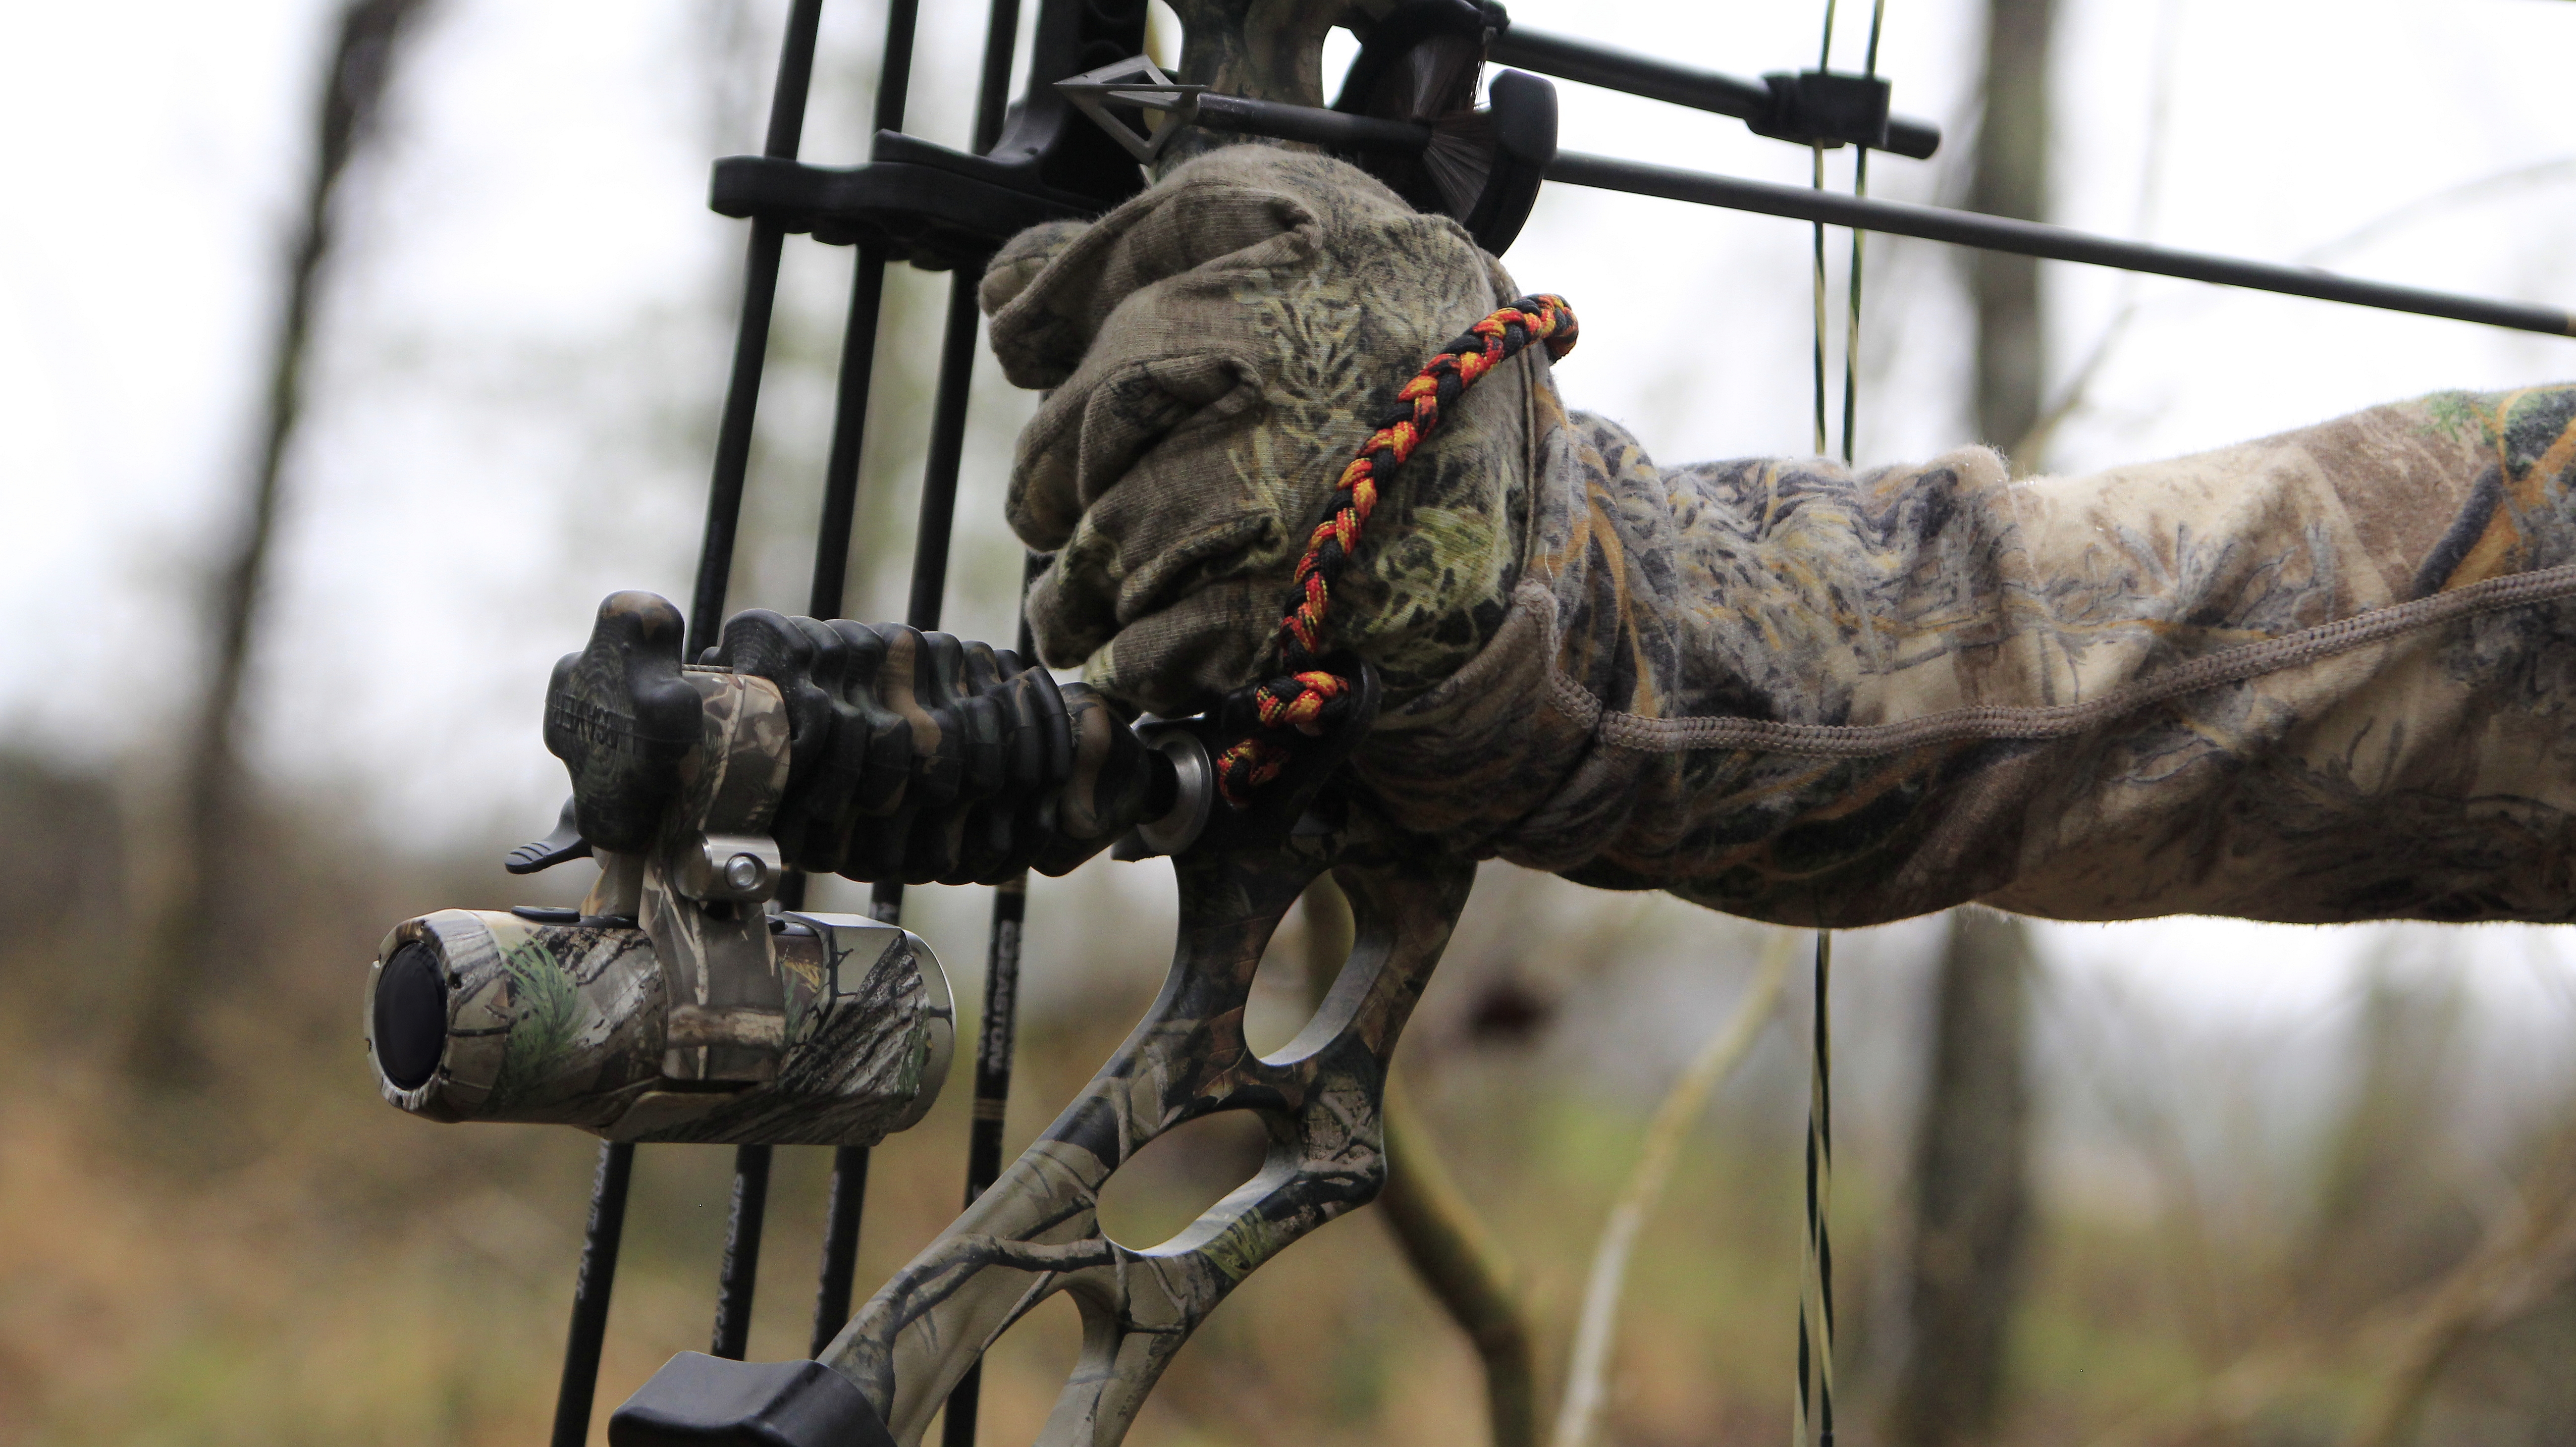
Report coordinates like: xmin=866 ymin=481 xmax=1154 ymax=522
xmin=984 ymin=147 xmax=2576 ymax=927
xmin=1367 ymin=386 xmax=2576 ymax=926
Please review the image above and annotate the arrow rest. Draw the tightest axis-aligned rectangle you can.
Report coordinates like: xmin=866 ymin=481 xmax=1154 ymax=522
xmin=1055 ymin=29 xmax=1557 ymax=255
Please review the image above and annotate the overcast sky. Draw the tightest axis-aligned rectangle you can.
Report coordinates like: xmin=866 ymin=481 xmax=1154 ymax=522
xmin=6 ymin=0 xmax=2576 ymax=1029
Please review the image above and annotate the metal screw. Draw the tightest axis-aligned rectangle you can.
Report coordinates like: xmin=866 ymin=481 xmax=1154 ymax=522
xmin=723 ymin=853 xmax=765 ymax=891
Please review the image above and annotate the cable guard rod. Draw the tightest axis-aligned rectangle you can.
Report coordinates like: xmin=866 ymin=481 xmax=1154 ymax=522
xmin=1491 ymin=23 xmax=1942 ymax=160
xmin=1545 ymin=150 xmax=2576 ymax=339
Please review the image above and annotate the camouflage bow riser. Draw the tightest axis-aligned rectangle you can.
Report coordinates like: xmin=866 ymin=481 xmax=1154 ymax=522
xmin=824 ymin=804 xmax=1476 ymax=1444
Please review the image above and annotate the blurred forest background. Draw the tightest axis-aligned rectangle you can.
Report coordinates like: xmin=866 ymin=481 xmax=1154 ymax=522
xmin=6 ymin=0 xmax=2576 ymax=1444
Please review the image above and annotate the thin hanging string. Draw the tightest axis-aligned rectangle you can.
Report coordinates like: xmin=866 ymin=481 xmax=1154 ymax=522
xmin=1813 ymin=0 xmax=1834 ymax=455
xmin=1841 ymin=0 xmax=1888 ymax=469
xmin=1810 ymin=139 xmax=1831 ymax=457
xmin=1807 ymin=0 xmax=1836 ymax=459
xmin=1796 ymin=1 xmax=1881 ymax=1440
xmin=1797 ymin=7 xmax=1832 ymax=1438
xmin=1796 ymin=931 xmax=1836 ymax=1447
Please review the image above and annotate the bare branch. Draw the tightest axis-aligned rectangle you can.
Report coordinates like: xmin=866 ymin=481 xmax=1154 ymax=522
xmin=1550 ymin=929 xmax=1796 ymax=1447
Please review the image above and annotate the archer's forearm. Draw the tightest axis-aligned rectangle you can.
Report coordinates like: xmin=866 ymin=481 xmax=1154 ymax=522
xmin=1366 ymin=385 xmax=2576 ymax=925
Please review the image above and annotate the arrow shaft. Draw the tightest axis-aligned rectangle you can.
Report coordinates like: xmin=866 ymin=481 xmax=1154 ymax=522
xmin=1191 ymin=91 xmax=1431 ymax=155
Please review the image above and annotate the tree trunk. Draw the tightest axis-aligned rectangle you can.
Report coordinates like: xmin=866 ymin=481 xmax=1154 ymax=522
xmin=1882 ymin=1 xmax=2056 ymax=1434
xmin=1886 ymin=909 xmax=2037 ymax=1447
xmin=1967 ymin=0 xmax=2056 ymax=461
xmin=128 ymin=0 xmax=438 ymax=1087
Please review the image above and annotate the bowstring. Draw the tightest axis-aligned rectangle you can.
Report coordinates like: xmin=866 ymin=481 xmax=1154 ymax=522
xmin=1797 ymin=16 xmax=1833 ymax=1446
xmin=1843 ymin=2 xmax=1886 ymax=468
xmin=1798 ymin=4 xmax=1884 ymax=1445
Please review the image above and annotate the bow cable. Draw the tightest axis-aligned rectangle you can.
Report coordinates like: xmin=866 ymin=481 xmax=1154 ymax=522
xmin=1797 ymin=3 xmax=1885 ymax=1443
xmin=807 ymin=0 xmax=926 ymax=1362
xmin=1842 ymin=2 xmax=1886 ymax=466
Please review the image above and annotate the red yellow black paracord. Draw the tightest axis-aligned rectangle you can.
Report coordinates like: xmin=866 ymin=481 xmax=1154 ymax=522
xmin=1213 ymin=294 xmax=1579 ymax=806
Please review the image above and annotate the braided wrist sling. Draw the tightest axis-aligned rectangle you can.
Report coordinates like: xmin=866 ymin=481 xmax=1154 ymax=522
xmin=1213 ymin=294 xmax=1579 ymax=806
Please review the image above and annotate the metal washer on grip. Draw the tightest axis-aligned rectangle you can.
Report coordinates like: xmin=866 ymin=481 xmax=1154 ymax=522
xmin=1135 ymin=729 xmax=1215 ymax=857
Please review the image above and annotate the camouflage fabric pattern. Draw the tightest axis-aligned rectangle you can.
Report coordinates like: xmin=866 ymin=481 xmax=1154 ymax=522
xmin=1383 ymin=386 xmax=2576 ymax=925
xmin=377 ymin=637 xmax=956 ymax=1147
xmin=369 ymin=909 xmax=953 ymax=1147
xmin=983 ymin=144 xmax=1536 ymax=717
xmin=987 ymin=146 xmax=2576 ymax=927
xmin=642 ymin=667 xmax=792 ymax=1083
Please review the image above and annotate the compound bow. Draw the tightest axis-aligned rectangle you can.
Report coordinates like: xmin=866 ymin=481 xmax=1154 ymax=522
xmin=357 ymin=4 xmax=2574 ymax=1447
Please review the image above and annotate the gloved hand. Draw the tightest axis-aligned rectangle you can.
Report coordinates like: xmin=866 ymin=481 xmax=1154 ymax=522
xmin=987 ymin=143 xmax=2576 ymax=927
xmin=980 ymin=144 xmax=1539 ymax=720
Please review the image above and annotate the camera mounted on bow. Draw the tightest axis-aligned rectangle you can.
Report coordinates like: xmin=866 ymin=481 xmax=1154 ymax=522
xmin=360 ymin=589 xmax=1337 ymax=1149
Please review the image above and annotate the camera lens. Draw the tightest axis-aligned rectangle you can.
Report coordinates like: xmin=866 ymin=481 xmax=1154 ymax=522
xmin=374 ymin=940 xmax=449 ymax=1090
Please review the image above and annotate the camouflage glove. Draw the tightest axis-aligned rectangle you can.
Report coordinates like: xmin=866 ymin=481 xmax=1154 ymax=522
xmin=985 ymin=145 xmax=2576 ymax=927
xmin=980 ymin=144 xmax=1539 ymax=719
